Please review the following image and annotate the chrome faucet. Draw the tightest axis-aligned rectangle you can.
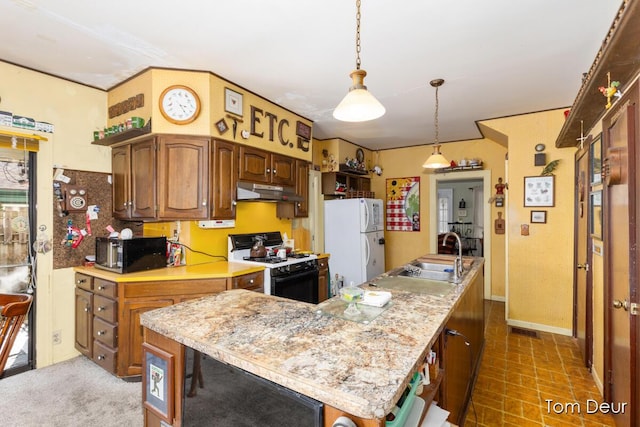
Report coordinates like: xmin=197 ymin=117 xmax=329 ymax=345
xmin=442 ymin=231 xmax=464 ymax=282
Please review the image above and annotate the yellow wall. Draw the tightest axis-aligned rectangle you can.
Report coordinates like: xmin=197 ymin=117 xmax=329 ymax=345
xmin=483 ymin=109 xmax=576 ymax=334
xmin=1 ymin=61 xmax=109 ymax=367
xmin=314 ymin=138 xmax=373 ymax=173
xmin=370 ymin=139 xmax=507 ymax=298
xmin=108 ymin=68 xmax=313 ymax=161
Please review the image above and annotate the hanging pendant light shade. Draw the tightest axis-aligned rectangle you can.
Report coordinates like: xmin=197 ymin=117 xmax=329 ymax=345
xmin=423 ymin=79 xmax=450 ymax=169
xmin=333 ymin=0 xmax=385 ymax=122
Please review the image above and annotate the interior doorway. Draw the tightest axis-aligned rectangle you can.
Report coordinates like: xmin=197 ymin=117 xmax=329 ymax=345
xmin=429 ymin=169 xmax=492 ymax=299
xmin=0 ymin=147 xmax=36 ymax=377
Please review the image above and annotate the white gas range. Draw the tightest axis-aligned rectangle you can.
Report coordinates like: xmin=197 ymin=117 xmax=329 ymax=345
xmin=228 ymin=232 xmax=319 ymax=303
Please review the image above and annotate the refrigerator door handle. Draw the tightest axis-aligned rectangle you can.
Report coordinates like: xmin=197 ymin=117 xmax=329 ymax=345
xmin=362 ymin=200 xmax=370 ymax=232
xmin=364 ymin=235 xmax=371 ymax=266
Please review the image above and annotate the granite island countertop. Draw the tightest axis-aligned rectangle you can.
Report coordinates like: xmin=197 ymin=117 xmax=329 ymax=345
xmin=140 ymin=256 xmax=484 ymax=420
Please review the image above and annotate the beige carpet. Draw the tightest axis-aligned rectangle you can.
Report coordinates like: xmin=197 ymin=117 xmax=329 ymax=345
xmin=0 ymin=356 xmax=142 ymax=427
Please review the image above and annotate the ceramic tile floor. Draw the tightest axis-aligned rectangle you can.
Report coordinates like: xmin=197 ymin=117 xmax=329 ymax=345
xmin=463 ymin=301 xmax=616 ymax=427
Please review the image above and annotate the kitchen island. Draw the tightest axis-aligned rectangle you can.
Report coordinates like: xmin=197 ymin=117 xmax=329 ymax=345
xmin=140 ymin=255 xmax=484 ymax=426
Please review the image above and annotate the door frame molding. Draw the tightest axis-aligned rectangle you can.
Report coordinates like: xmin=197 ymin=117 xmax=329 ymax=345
xmin=429 ymin=169 xmax=492 ymax=299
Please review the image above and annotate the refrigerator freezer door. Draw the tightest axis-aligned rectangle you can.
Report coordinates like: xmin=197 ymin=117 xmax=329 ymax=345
xmin=361 ymin=199 xmax=384 ymax=233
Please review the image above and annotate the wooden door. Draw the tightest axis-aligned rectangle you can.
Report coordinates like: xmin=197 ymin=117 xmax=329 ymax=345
xmin=238 ymin=145 xmax=270 ymax=183
xmin=574 ymin=143 xmax=592 ymax=368
xmin=157 ymin=136 xmax=209 ymax=219
xmin=271 ymin=153 xmax=296 ymax=186
xmin=120 ymin=298 xmax=174 ymax=377
xmin=74 ymin=287 xmax=93 ymax=358
xmin=130 ymin=138 xmax=157 ymax=219
xmin=211 ymin=140 xmax=237 ymax=219
xmin=603 ymin=85 xmax=638 ymax=426
xmin=294 ymin=159 xmax=309 ymax=217
xmin=111 ymin=144 xmax=130 ymax=219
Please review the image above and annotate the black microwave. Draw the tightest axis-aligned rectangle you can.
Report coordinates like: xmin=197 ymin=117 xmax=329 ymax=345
xmin=95 ymin=236 xmax=167 ymax=274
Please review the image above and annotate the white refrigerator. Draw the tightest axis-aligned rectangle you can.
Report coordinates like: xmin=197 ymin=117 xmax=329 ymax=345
xmin=324 ymin=198 xmax=385 ymax=288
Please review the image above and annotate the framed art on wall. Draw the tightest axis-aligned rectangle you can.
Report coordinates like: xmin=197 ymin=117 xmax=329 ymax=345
xmin=524 ymin=175 xmax=555 ymax=207
xmin=530 ymin=210 xmax=547 ymax=224
xmin=142 ymin=343 xmax=174 ymax=423
xmin=224 ymin=88 xmax=243 ymax=116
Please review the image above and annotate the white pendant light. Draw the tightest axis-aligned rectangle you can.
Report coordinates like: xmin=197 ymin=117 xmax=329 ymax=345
xmin=333 ymin=0 xmax=385 ymax=122
xmin=423 ymin=79 xmax=450 ymax=169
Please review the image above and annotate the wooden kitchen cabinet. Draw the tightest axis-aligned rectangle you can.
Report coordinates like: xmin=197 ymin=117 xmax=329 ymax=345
xmin=210 ymin=139 xmax=237 ymax=219
xmin=112 ymin=138 xmax=157 ymax=219
xmin=317 ymin=256 xmax=329 ymax=302
xmin=321 ymin=171 xmax=371 ymax=197
xmin=238 ymin=145 xmax=296 ymax=187
xmin=294 ymin=159 xmax=309 ymax=217
xmin=74 ymin=271 xmax=232 ymax=379
xmin=228 ymin=270 xmax=264 ymax=292
xmin=157 ymin=135 xmax=210 ymax=219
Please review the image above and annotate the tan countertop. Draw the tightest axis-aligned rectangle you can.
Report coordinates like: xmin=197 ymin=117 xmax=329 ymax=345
xmin=140 ymin=255 xmax=484 ymax=420
xmin=74 ymin=262 xmax=264 ymax=282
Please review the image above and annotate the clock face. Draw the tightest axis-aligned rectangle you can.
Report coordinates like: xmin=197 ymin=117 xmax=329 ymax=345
xmin=159 ymin=85 xmax=201 ymax=124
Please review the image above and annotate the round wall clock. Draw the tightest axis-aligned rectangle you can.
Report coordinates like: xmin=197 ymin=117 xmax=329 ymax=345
xmin=159 ymin=85 xmax=201 ymax=125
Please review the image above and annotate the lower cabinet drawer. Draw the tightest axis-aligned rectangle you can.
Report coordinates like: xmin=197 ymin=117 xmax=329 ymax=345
xmin=94 ymin=295 xmax=117 ymax=323
xmin=93 ymin=341 xmax=117 ymax=373
xmin=93 ymin=317 xmax=117 ymax=348
xmin=231 ymin=272 xmax=264 ymax=290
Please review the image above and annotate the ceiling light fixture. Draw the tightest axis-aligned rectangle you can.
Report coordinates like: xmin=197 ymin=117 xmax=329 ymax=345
xmin=422 ymin=79 xmax=450 ymax=169
xmin=333 ymin=0 xmax=385 ymax=122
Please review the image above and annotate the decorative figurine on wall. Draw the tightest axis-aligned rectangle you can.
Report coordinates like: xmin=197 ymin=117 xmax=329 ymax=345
xmin=598 ymin=72 xmax=622 ymax=109
xmin=488 ymin=177 xmax=508 ymax=206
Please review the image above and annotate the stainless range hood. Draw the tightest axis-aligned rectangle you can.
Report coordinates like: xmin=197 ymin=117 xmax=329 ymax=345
xmin=236 ymin=181 xmax=303 ymax=202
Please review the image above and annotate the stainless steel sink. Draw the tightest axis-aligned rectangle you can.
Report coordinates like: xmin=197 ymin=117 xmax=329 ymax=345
xmin=372 ymin=276 xmax=457 ymax=297
xmin=410 ymin=261 xmax=453 ymax=272
xmin=398 ymin=268 xmax=452 ymax=281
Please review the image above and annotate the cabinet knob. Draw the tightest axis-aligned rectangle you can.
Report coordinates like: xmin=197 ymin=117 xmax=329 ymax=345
xmin=232 ymin=200 xmax=237 ymax=206
xmin=97 ymin=306 xmax=105 ymax=312
xmin=249 ymin=279 xmax=254 ymax=284
xmin=97 ymin=355 xmax=105 ymax=361
xmin=84 ymin=306 xmax=90 ymax=312
xmin=297 ymin=203 xmax=301 ymax=207
xmin=76 ymin=278 xmax=86 ymax=284
xmin=202 ymin=200 xmax=207 ymax=206
xmin=128 ymin=201 xmax=132 ymax=206
xmin=98 ymin=285 xmax=104 ymax=290
xmin=97 ymin=330 xmax=105 ymax=336
xmin=266 ymin=168 xmax=271 ymax=173
xmin=272 ymin=169 xmax=277 ymax=174
xmin=123 ymin=202 xmax=127 ymax=207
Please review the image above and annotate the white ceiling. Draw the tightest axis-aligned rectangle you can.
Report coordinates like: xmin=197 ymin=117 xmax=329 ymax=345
xmin=0 ymin=0 xmax=622 ymax=151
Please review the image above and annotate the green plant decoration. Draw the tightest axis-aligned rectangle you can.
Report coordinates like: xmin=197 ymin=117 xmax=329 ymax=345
xmin=541 ymin=159 xmax=560 ymax=176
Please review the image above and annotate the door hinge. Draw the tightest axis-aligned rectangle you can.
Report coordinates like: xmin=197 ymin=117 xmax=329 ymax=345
xmin=631 ymin=302 xmax=638 ymax=316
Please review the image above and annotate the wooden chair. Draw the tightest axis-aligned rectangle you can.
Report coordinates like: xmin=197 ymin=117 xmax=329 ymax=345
xmin=0 ymin=293 xmax=33 ymax=375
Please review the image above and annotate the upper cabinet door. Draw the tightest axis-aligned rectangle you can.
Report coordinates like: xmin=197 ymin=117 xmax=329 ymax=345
xmin=130 ymin=138 xmax=157 ymax=219
xmin=294 ymin=160 xmax=309 ymax=217
xmin=271 ymin=154 xmax=296 ymax=187
xmin=111 ymin=144 xmax=131 ymax=219
xmin=238 ymin=145 xmax=270 ymax=183
xmin=211 ymin=140 xmax=237 ymax=219
xmin=157 ymin=136 xmax=210 ymax=219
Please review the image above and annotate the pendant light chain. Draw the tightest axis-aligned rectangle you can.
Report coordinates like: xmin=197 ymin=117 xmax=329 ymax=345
xmin=434 ymin=84 xmax=440 ymax=144
xmin=355 ymin=0 xmax=362 ymax=70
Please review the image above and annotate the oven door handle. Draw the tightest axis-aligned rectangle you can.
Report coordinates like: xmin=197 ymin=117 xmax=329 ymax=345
xmin=273 ymin=267 xmax=318 ymax=282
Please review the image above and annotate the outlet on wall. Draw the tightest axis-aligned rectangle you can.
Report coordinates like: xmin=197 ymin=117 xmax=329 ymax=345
xmin=52 ymin=330 xmax=62 ymax=345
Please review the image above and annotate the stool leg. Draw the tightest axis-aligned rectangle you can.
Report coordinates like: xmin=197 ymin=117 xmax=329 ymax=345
xmin=187 ymin=350 xmax=202 ymax=397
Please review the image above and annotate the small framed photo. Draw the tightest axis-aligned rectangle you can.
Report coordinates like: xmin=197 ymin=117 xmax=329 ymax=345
xmin=524 ymin=175 xmax=555 ymax=207
xmin=224 ymin=88 xmax=243 ymax=116
xmin=590 ymin=190 xmax=603 ymax=239
xmin=296 ymin=121 xmax=311 ymax=140
xmin=530 ymin=210 xmax=547 ymax=224
xmin=143 ymin=343 xmax=174 ymax=423
xmin=215 ymin=118 xmax=229 ymax=135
